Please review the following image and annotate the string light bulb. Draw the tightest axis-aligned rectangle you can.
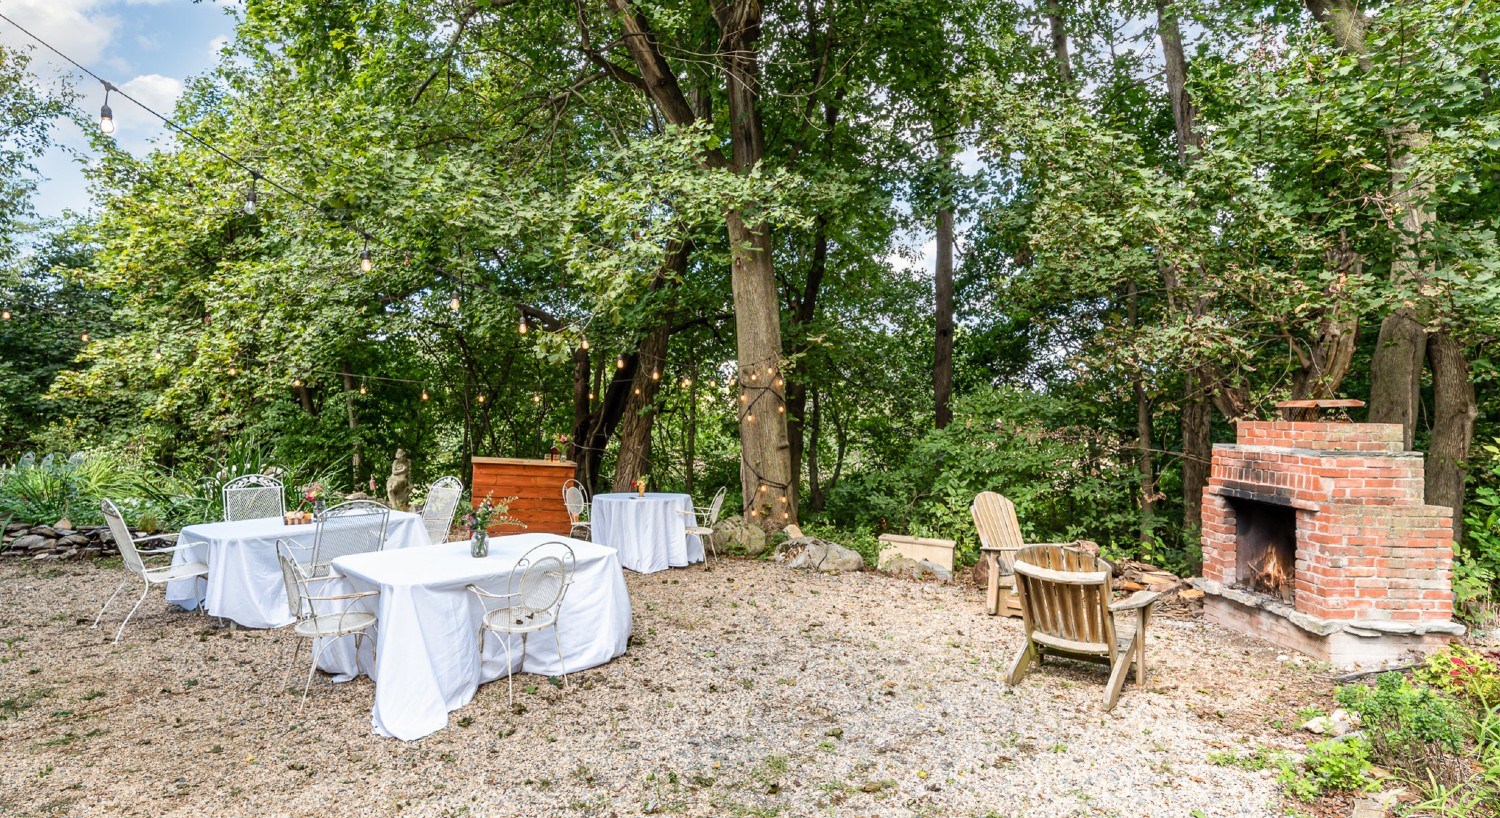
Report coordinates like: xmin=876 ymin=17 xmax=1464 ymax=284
xmin=750 ymin=509 xmax=759 ymax=518
xmin=759 ymin=485 xmax=768 ymax=493
xmin=588 ymin=390 xmax=595 ymax=401
xmin=740 ymin=393 xmax=748 ymax=403
xmin=681 ymin=377 xmax=692 ymax=388
xmin=775 ymin=378 xmax=783 ymax=388
xmin=244 ymin=172 xmax=258 ymax=215
xmin=651 ymin=369 xmax=660 ymax=381
xmin=580 ymin=336 xmax=590 ymax=351
xmin=227 ymin=365 xmax=237 ymax=376
xmin=2 ymin=309 xmax=11 ymax=320
xmin=449 ymin=295 xmax=461 ymax=311
xmin=616 ymin=355 xmax=626 ymax=369
xmin=746 ymin=412 xmax=755 ymax=422
xmin=778 ymin=405 xmax=785 ymax=413
xmin=421 ymin=386 xmax=429 ymax=401
xmin=766 ymin=366 xmax=774 ymax=376
xmin=518 ymin=315 xmax=529 ymax=335
xmin=359 ymin=244 xmax=372 ymax=273
xmin=476 ymin=393 xmax=486 ymax=404
xmin=782 ymin=511 xmax=790 ymax=520
xmin=80 ymin=331 xmax=90 ymax=342
xmin=99 ymin=83 xmax=115 ymax=135
xmin=153 ymin=347 xmax=162 ymax=360
xmin=359 ymin=379 xmax=368 ymax=395
xmin=634 ymin=387 xmax=642 ymax=395
xmin=532 ymin=393 xmax=541 ymax=403
xmin=292 ymin=377 xmax=302 ymax=387
xmin=779 ymin=495 xmax=787 ymax=504
xmin=750 ymin=372 xmax=758 ymax=382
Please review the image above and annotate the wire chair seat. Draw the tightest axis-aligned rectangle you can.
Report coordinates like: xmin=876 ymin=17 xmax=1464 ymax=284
xmin=222 ymin=473 xmax=286 ymax=522
xmin=677 ymin=486 xmax=727 ymax=561
xmin=293 ymin=609 xmax=378 ymax=639
xmin=276 ymin=539 xmax=380 ymax=709
xmin=421 ymin=476 xmax=465 ymax=544
xmin=467 ymin=542 xmax=576 ymax=705
xmin=92 ymin=498 xmax=209 ymax=643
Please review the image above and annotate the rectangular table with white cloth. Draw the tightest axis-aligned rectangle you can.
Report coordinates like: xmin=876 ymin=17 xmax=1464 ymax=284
xmin=318 ymin=533 xmax=631 ymax=741
xmin=591 ymin=492 xmax=704 ymax=573
xmin=164 ymin=511 xmax=428 ymax=629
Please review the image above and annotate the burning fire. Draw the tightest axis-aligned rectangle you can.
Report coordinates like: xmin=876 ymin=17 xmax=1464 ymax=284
xmin=1251 ymin=548 xmax=1294 ymax=603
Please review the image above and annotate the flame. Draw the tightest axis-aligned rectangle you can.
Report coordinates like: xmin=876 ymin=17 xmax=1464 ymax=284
xmin=1251 ymin=548 xmax=1293 ymax=602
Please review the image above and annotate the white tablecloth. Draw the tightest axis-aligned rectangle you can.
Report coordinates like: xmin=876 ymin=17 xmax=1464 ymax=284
xmin=164 ymin=511 xmax=428 ymax=628
xmin=591 ymin=492 xmax=703 ymax=573
xmin=319 ymin=533 xmax=631 ymax=741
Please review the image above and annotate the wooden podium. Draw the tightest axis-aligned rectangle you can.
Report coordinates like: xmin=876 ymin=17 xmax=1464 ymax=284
xmin=469 ymin=457 xmax=575 ymax=536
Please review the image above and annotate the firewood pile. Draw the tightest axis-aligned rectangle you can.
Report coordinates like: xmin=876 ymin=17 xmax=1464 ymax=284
xmin=1109 ymin=557 xmax=1204 ymax=614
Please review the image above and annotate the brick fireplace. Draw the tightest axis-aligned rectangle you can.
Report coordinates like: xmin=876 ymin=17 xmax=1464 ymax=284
xmin=1194 ymin=414 xmax=1464 ymax=667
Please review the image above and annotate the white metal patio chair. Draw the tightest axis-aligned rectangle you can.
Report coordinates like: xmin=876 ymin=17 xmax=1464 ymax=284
xmin=677 ymin=486 xmax=727 ymax=563
xmin=421 ymin=476 xmax=464 ymax=545
xmin=562 ymin=480 xmax=590 ymax=541
xmin=467 ymin=541 xmax=576 ymax=706
xmin=309 ymin=500 xmax=390 ymax=576
xmin=92 ymin=499 xmax=210 ymax=643
xmin=222 ymin=473 xmax=286 ymax=522
xmin=275 ymin=540 xmax=379 ymax=709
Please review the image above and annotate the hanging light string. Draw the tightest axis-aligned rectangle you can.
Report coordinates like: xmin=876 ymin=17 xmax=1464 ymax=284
xmin=0 ymin=10 xmax=588 ymax=337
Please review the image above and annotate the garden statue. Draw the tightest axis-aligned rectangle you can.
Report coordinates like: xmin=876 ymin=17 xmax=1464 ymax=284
xmin=386 ymin=448 xmax=412 ymax=510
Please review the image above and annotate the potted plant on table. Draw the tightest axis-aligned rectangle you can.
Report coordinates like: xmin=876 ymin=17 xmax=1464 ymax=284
xmin=302 ymin=483 xmax=327 ymax=516
xmin=630 ymin=476 xmax=647 ymax=498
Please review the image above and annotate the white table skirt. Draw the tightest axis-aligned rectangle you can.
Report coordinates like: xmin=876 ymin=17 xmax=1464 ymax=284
xmin=591 ymin=492 xmax=703 ymax=573
xmin=164 ymin=511 xmax=428 ymax=629
xmin=318 ymin=534 xmax=631 ymax=741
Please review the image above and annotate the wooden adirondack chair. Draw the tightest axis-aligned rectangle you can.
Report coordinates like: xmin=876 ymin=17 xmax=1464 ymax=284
xmin=1006 ymin=544 xmax=1161 ymax=711
xmin=972 ymin=491 xmax=1087 ymax=617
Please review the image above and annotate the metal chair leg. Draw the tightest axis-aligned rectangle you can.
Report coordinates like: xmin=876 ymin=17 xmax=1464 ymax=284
xmin=282 ymin=636 xmax=304 ymax=690
xmin=552 ymin=624 xmax=568 ymax=687
xmin=92 ymin=579 xmax=129 ymax=629
xmin=113 ymin=583 xmax=152 ymax=644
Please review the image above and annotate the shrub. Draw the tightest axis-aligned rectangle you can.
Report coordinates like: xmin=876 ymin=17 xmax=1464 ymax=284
xmin=1416 ymin=644 xmax=1500 ymax=706
xmin=0 ymin=451 xmax=141 ymax=527
xmin=1459 ymin=439 xmax=1500 ymax=611
xmin=1277 ymin=737 xmax=1376 ymax=801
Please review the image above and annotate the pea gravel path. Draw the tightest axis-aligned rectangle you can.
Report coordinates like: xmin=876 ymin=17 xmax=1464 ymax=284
xmin=0 ymin=556 xmax=1329 ymax=817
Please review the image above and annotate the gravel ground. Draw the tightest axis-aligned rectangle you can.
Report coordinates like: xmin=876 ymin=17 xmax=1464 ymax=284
xmin=0 ymin=556 xmax=1332 ymax=817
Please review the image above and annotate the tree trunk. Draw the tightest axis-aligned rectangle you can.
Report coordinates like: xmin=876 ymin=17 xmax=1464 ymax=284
xmin=808 ymin=387 xmax=825 ymax=512
xmin=341 ymin=362 xmax=363 ymax=488
xmin=1128 ymin=284 xmax=1155 ymax=544
xmin=1181 ymin=370 xmax=1212 ymax=538
xmin=1426 ymin=332 xmax=1476 ymax=541
xmin=786 ymin=218 xmax=827 ymax=502
xmin=1157 ymin=0 xmax=1200 ymax=164
xmin=612 ymin=321 xmax=670 ymax=492
xmin=1045 ymin=3 xmax=1071 ymax=85
xmin=600 ymin=0 xmax=792 ymax=527
xmin=934 ymin=166 xmax=956 ymax=430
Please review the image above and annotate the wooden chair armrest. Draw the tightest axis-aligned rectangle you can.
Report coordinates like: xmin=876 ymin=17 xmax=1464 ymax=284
xmin=1109 ymin=590 xmax=1162 ymax=612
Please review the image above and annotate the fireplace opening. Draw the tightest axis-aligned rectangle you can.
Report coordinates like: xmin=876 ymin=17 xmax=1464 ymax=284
xmin=1230 ymin=497 xmax=1297 ymax=603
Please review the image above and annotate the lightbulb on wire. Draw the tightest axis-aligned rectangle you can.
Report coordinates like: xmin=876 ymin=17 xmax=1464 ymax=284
xmin=359 ymin=379 xmax=368 ymax=395
xmin=80 ymin=331 xmax=90 ymax=342
xmin=2 ymin=309 xmax=11 ymax=320
xmin=449 ymin=295 xmax=461 ymax=311
xmin=580 ymin=336 xmax=590 ymax=351
xmin=532 ymin=393 xmax=541 ymax=404
xmin=359 ymin=245 xmax=372 ymax=273
xmin=476 ymin=393 xmax=486 ymax=404
xmin=518 ymin=315 xmax=528 ymax=335
xmin=651 ymin=369 xmax=660 ymax=381
xmin=99 ymin=83 xmax=115 ymax=135
xmin=244 ymin=173 xmax=258 ymax=215
xmin=588 ymin=391 xmax=596 ymax=401
xmin=616 ymin=355 xmax=626 ymax=370
xmin=153 ymin=347 xmax=162 ymax=361
xmin=292 ymin=377 xmax=302 ymax=387
xmin=421 ymin=386 xmax=429 ymax=401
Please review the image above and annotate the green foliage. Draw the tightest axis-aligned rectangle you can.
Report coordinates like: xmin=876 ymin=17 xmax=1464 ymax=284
xmin=0 ymin=451 xmax=142 ymax=527
xmin=1277 ymin=738 xmax=1375 ymax=802
xmin=1416 ymin=644 xmax=1500 ymax=707
xmin=1460 ymin=440 xmax=1500 ymax=610
xmin=820 ymin=387 xmax=1140 ymax=567
xmin=1335 ymin=673 xmax=1466 ymax=765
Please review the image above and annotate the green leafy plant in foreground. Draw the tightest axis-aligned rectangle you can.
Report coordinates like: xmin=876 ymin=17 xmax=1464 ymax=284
xmin=1277 ymin=737 xmax=1376 ymax=801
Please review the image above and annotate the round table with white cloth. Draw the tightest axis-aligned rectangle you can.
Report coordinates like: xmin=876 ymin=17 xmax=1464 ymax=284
xmin=591 ymin=492 xmax=704 ymax=573
xmin=163 ymin=511 xmax=429 ymax=628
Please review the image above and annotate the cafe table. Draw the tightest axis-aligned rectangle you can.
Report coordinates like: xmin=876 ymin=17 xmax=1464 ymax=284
xmin=163 ymin=511 xmax=428 ymax=629
xmin=318 ymin=533 xmax=631 ymax=741
xmin=590 ymin=492 xmax=704 ymax=573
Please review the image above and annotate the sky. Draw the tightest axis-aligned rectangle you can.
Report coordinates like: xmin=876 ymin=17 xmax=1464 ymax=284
xmin=0 ymin=0 xmax=237 ymax=220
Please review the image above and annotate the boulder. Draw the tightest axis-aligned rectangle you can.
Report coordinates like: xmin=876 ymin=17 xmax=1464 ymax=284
xmin=59 ymin=534 xmax=90 ymax=547
xmin=884 ymin=556 xmax=953 ymax=583
xmin=711 ymin=515 xmax=769 ymax=557
xmin=10 ymin=534 xmax=51 ymax=552
xmin=780 ymin=536 xmax=864 ymax=573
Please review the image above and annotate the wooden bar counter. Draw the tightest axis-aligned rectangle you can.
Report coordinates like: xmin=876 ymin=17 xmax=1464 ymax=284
xmin=470 ymin=457 xmax=575 ymax=536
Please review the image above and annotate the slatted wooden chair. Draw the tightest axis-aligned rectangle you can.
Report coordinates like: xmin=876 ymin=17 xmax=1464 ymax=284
xmin=1006 ymin=544 xmax=1161 ymax=711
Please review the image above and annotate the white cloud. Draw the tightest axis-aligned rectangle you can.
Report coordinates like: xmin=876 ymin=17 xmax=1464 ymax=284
xmin=0 ymin=0 xmax=118 ymax=72
xmin=118 ymin=72 xmax=182 ymax=113
xmin=209 ymin=33 xmax=229 ymax=57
